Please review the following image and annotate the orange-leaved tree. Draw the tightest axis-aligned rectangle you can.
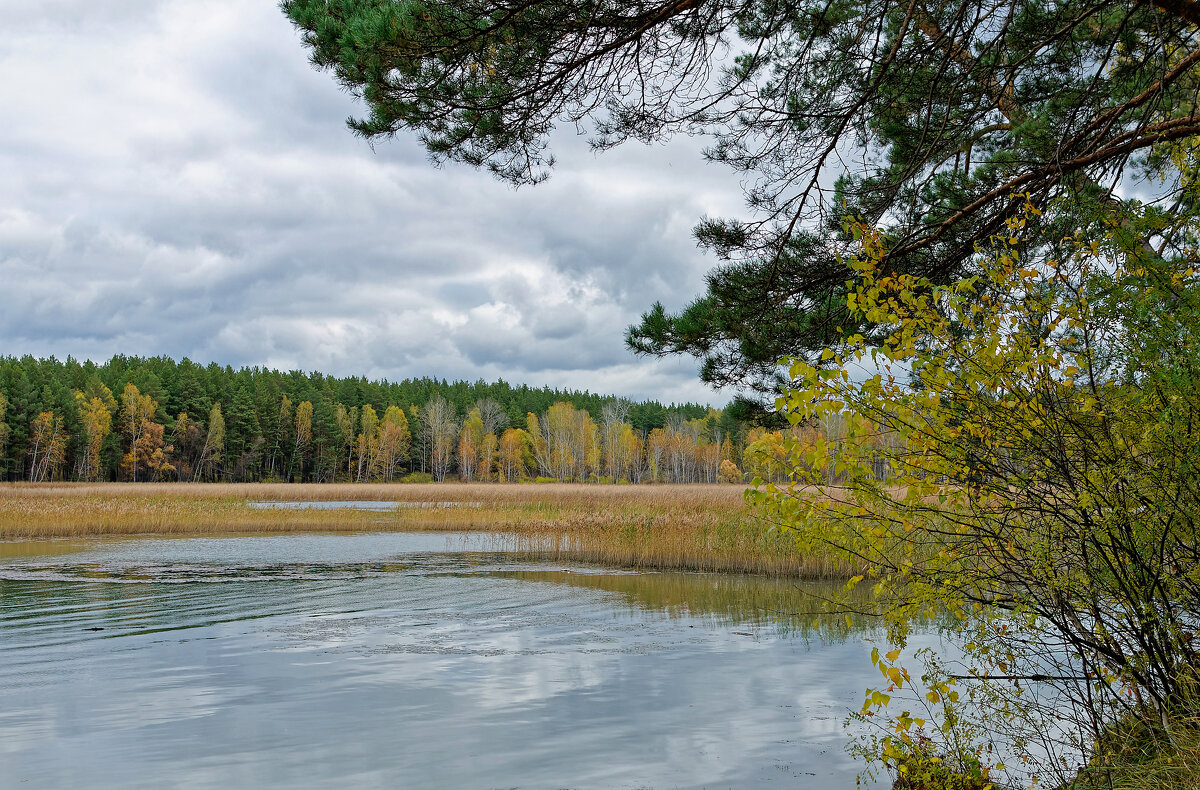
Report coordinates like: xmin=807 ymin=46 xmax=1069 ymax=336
xmin=119 ymin=383 xmax=174 ymax=482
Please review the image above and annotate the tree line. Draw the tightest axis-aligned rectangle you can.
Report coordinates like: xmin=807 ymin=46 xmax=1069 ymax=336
xmin=0 ymin=354 xmax=757 ymax=484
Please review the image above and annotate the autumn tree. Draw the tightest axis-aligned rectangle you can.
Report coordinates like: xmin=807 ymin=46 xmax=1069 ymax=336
xmin=644 ymin=427 xmax=666 ymax=482
xmin=74 ymin=386 xmax=114 ymax=481
xmin=498 ymin=427 xmax=534 ymax=481
xmin=356 ymin=403 xmax=379 ymax=482
xmin=119 ymin=383 xmax=154 ymax=482
xmin=423 ymin=395 xmax=458 ymax=481
xmin=127 ymin=422 xmax=176 ymax=482
xmin=119 ymin=383 xmax=174 ymax=482
xmin=471 ymin=399 xmax=504 ymax=480
xmin=334 ymin=403 xmax=357 ymax=480
xmin=274 ymin=394 xmax=294 ymax=479
xmin=28 ymin=411 xmax=67 ymax=482
xmin=526 ymin=411 xmax=551 ymax=478
xmin=474 ymin=397 xmax=507 ymax=437
xmin=373 ymin=405 xmax=411 ymax=480
xmin=289 ymin=400 xmax=313 ymax=481
xmin=599 ymin=400 xmax=629 ymax=482
xmin=694 ymin=424 xmax=720 ymax=482
xmin=193 ymin=402 xmax=225 ymax=482
xmin=528 ymin=401 xmax=600 ymax=481
xmin=641 ymin=417 xmax=721 ymax=483
xmin=719 ymin=435 xmax=737 ymax=468
xmin=612 ymin=423 xmax=644 ymax=483
xmin=457 ymin=407 xmax=485 ymax=482
xmin=546 ymin=402 xmax=578 ymax=481
xmin=478 ymin=431 xmax=498 ymax=481
xmin=762 ymin=206 xmax=1200 ymax=787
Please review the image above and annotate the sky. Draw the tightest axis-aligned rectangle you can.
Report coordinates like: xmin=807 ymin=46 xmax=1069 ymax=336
xmin=0 ymin=0 xmax=750 ymax=406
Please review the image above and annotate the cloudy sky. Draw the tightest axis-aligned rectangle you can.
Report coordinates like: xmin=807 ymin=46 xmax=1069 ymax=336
xmin=0 ymin=1 xmax=749 ymax=405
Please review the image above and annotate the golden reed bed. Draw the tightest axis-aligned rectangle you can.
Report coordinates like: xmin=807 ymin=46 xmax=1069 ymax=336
xmin=0 ymin=482 xmax=854 ymax=578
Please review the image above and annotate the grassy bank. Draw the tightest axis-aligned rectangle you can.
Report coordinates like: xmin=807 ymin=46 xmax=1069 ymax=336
xmin=0 ymin=482 xmax=855 ymax=578
xmin=1066 ymin=711 xmax=1200 ymax=790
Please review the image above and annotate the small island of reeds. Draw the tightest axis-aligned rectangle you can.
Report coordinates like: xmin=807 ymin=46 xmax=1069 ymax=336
xmin=0 ymin=482 xmax=855 ymax=579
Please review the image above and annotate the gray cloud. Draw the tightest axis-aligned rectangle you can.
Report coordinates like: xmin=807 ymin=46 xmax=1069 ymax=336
xmin=0 ymin=0 xmax=747 ymax=405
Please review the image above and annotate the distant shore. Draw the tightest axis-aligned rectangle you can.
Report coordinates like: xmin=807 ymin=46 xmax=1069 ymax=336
xmin=0 ymin=482 xmax=854 ymax=578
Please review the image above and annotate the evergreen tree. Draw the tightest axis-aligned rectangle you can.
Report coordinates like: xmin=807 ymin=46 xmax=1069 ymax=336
xmin=224 ymin=381 xmax=262 ymax=480
xmin=283 ymin=0 xmax=1200 ymax=394
xmin=0 ymin=391 xmax=9 ymax=478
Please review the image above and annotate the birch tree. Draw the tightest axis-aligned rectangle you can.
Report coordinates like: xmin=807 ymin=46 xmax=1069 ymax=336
xmin=356 ymin=403 xmax=379 ymax=482
xmin=193 ymin=402 xmax=225 ymax=482
xmin=423 ymin=395 xmax=457 ymax=481
xmin=28 ymin=411 xmax=67 ymax=482
xmin=119 ymin=383 xmax=158 ymax=482
xmin=290 ymin=400 xmax=312 ymax=481
xmin=373 ymin=405 xmax=411 ymax=480
xmin=74 ymin=387 xmax=114 ymax=482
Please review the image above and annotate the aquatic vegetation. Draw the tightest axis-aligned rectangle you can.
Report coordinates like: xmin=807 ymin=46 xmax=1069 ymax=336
xmin=0 ymin=482 xmax=854 ymax=578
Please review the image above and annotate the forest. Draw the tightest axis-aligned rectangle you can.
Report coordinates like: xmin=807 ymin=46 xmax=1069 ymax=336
xmin=0 ymin=354 xmax=768 ymax=485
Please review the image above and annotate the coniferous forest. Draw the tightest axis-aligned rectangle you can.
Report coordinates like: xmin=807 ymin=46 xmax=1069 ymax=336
xmin=0 ymin=354 xmax=758 ymax=484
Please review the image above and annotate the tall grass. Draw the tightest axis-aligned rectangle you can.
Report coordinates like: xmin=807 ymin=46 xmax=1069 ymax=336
xmin=0 ymin=482 xmax=853 ymax=578
xmin=505 ymin=509 xmax=855 ymax=578
xmin=1070 ymin=712 xmax=1200 ymax=790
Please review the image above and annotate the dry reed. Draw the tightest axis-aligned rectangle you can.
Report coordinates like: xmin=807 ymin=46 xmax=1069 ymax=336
xmin=0 ymin=481 xmax=854 ymax=578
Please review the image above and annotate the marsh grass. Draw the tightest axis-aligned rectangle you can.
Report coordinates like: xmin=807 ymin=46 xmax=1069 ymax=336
xmin=0 ymin=482 xmax=855 ymax=578
xmin=1069 ymin=712 xmax=1200 ymax=790
xmin=506 ymin=510 xmax=856 ymax=578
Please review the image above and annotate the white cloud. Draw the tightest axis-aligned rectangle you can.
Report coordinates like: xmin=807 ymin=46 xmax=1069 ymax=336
xmin=0 ymin=0 xmax=747 ymax=406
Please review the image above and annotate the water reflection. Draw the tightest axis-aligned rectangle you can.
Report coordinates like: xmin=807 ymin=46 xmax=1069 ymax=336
xmin=0 ymin=533 xmax=887 ymax=789
xmin=491 ymin=568 xmax=878 ymax=638
xmin=0 ymin=539 xmax=98 ymax=559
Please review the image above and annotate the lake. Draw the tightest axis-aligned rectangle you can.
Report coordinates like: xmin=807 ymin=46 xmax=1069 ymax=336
xmin=0 ymin=532 xmax=889 ymax=789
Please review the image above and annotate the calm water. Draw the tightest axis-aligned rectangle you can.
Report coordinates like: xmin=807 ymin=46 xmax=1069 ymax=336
xmin=0 ymin=533 xmax=888 ymax=789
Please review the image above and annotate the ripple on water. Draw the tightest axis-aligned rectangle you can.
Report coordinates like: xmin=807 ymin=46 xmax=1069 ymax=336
xmin=0 ymin=532 xmax=889 ymax=789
